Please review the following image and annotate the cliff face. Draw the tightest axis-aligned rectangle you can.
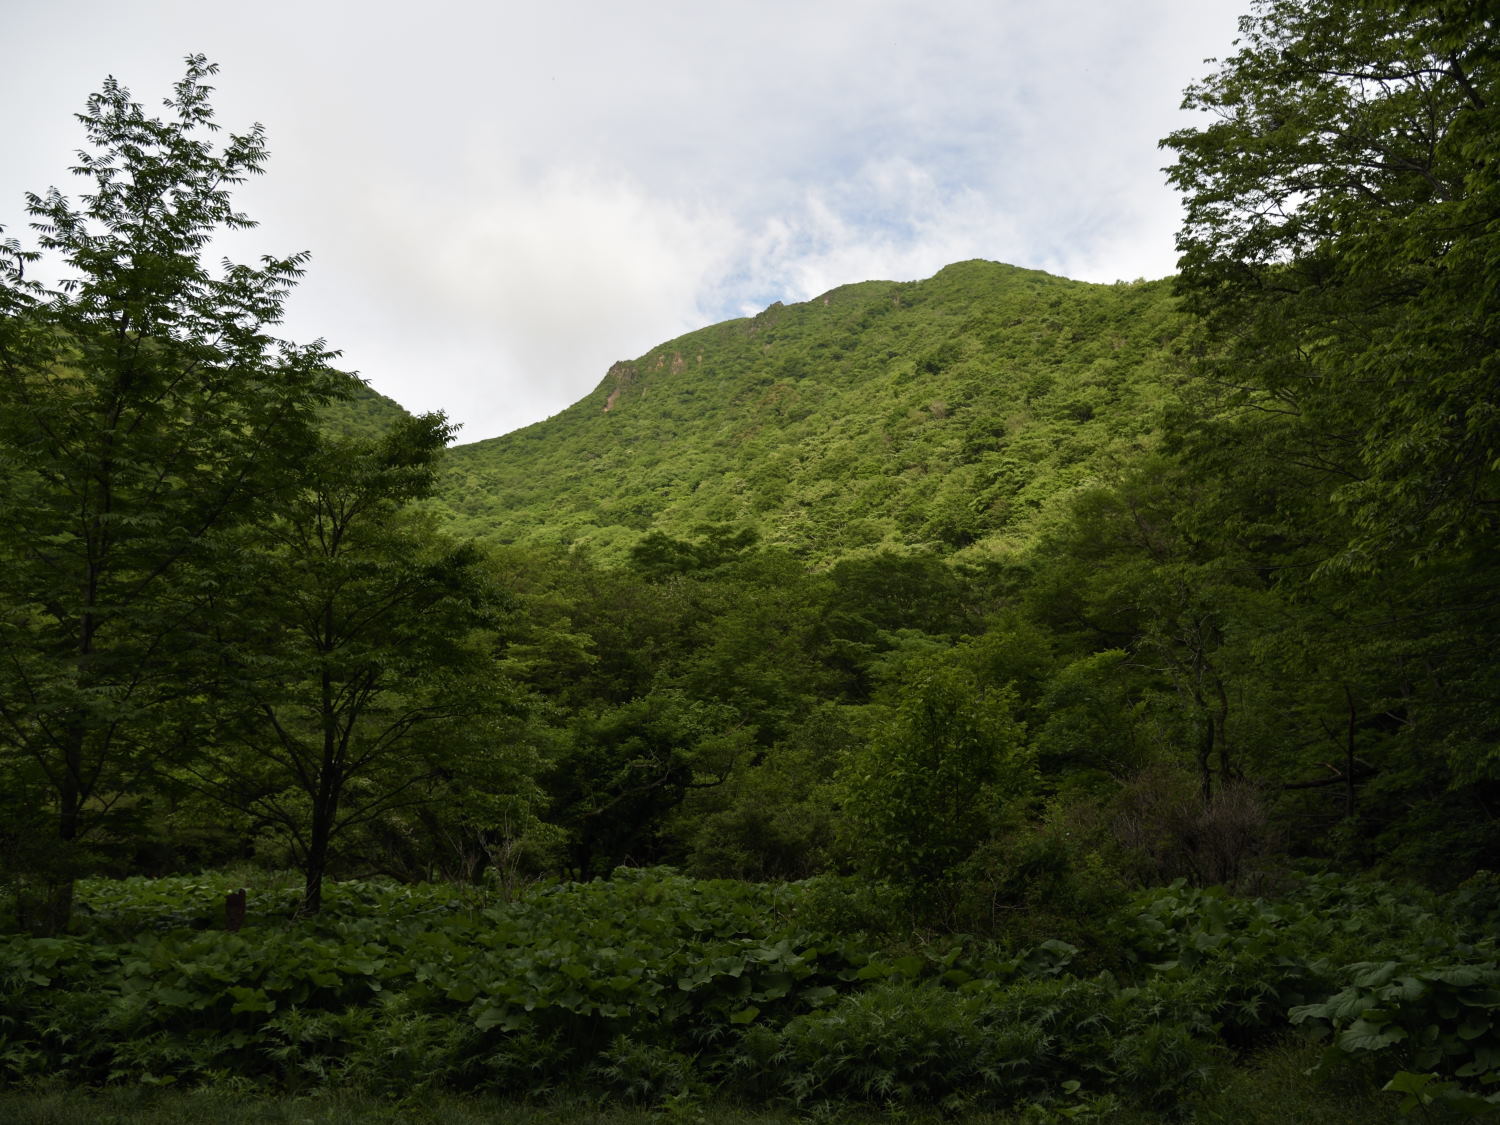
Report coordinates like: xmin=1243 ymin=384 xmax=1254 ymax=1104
xmin=602 ymin=361 xmax=637 ymax=413
xmin=433 ymin=261 xmax=1189 ymax=564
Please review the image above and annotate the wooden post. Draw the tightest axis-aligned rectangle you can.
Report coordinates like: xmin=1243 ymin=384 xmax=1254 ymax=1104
xmin=225 ymin=888 xmax=247 ymax=932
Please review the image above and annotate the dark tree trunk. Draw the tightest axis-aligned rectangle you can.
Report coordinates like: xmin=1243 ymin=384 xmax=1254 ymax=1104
xmin=1343 ymin=686 xmax=1358 ymax=822
xmin=36 ymin=723 xmax=89 ymax=935
xmin=301 ymin=811 xmax=331 ymax=917
xmin=299 ymin=662 xmax=345 ymax=918
xmin=1197 ymin=704 xmax=1215 ymax=804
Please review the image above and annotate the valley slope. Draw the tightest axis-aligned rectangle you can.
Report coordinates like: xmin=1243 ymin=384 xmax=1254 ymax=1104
xmin=432 ymin=260 xmax=1190 ymax=562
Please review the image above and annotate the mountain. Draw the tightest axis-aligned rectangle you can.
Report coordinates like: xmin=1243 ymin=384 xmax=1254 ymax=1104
xmin=319 ymin=376 xmax=412 ymax=441
xmin=433 ymin=261 xmax=1191 ymax=563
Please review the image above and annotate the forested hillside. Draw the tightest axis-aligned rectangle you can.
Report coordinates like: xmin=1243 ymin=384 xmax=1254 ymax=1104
xmin=435 ymin=263 xmax=1188 ymax=562
xmin=3 ymin=1 xmax=1498 ymax=1120
xmin=319 ymin=378 xmax=410 ymax=441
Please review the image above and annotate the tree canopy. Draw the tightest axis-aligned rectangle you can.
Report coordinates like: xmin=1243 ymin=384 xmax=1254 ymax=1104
xmin=0 ymin=56 xmax=344 ymax=930
xmin=1164 ymin=0 xmax=1498 ymax=563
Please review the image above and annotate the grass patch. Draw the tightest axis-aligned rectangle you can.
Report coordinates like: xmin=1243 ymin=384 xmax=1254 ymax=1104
xmin=0 ymin=1054 xmax=1409 ymax=1125
xmin=1188 ymin=1037 xmax=1404 ymax=1125
xmin=0 ymin=1088 xmax=1031 ymax=1125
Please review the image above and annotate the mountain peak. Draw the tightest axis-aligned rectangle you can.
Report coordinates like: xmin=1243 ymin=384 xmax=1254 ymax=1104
xmin=436 ymin=261 xmax=1184 ymax=563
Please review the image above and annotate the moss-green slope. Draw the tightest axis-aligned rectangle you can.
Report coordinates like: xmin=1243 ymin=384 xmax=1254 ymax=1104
xmin=319 ymin=374 xmax=412 ymax=440
xmin=436 ymin=261 xmax=1191 ymax=563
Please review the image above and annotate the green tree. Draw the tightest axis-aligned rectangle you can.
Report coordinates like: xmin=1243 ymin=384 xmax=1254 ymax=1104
xmin=1163 ymin=0 xmax=1498 ymax=563
xmin=0 ymin=57 xmax=339 ymax=931
xmin=195 ymin=415 xmax=515 ymax=915
xmin=1162 ymin=0 xmax=1500 ymax=872
xmin=838 ymin=656 xmax=1030 ymax=890
xmin=544 ymin=688 xmax=746 ymax=879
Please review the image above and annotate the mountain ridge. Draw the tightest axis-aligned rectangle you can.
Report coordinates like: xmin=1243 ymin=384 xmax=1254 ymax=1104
xmin=429 ymin=260 xmax=1191 ymax=564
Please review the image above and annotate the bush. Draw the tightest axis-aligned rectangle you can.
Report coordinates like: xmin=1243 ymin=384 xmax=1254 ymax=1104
xmin=1109 ymin=768 xmax=1280 ymax=890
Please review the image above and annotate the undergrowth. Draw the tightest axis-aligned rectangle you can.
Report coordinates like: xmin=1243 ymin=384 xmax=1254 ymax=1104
xmin=2 ymin=869 xmax=1498 ymax=1119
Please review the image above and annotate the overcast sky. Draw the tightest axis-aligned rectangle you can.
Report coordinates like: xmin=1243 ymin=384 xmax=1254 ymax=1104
xmin=3 ymin=1 xmax=1246 ymax=443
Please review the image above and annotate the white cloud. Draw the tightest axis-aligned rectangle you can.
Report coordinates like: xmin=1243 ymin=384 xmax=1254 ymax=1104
xmin=722 ymin=159 xmax=1031 ymax=308
xmin=1 ymin=0 xmax=1246 ymax=440
xmin=250 ymin=161 xmax=746 ymax=440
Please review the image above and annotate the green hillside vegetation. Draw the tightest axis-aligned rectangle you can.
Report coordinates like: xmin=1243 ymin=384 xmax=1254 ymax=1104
xmin=319 ymin=374 xmax=411 ymax=441
xmin=435 ymin=263 xmax=1189 ymax=562
xmin=3 ymin=1 xmax=1499 ymax=1120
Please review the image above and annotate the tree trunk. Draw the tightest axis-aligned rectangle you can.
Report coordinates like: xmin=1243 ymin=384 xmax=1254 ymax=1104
xmin=35 ymin=724 xmax=88 ymax=935
xmin=1196 ymin=703 xmax=1215 ymax=804
xmin=35 ymin=875 xmax=76 ymax=938
xmin=300 ymin=811 xmax=330 ymax=917
xmin=1343 ymin=686 xmax=1358 ymax=823
xmin=300 ymin=676 xmax=340 ymax=917
xmin=1213 ymin=675 xmax=1233 ymax=788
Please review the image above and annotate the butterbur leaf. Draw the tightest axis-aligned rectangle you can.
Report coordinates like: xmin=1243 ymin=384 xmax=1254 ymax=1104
xmin=1289 ymin=1002 xmax=1328 ymax=1026
xmin=1336 ymin=1019 xmax=1407 ymax=1052
xmin=474 ymin=1005 xmax=510 ymax=1031
xmin=1472 ymin=1044 xmax=1500 ymax=1069
xmin=1384 ymin=1071 xmax=1437 ymax=1096
xmin=153 ymin=986 xmax=195 ymax=1008
xmin=1428 ymin=967 xmax=1486 ymax=988
xmin=1384 ymin=1070 xmax=1437 ymax=1113
xmin=1331 ymin=992 xmax=1377 ymax=1021
xmin=1390 ymin=976 xmax=1427 ymax=1002
xmin=1353 ymin=962 xmax=1400 ymax=988
xmin=754 ymin=972 xmax=795 ymax=1000
xmin=228 ymin=986 xmax=274 ymax=1014
xmin=1458 ymin=1015 xmax=1493 ymax=1041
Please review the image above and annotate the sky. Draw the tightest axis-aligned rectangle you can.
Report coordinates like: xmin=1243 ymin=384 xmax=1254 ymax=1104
xmin=2 ymin=0 xmax=1247 ymax=443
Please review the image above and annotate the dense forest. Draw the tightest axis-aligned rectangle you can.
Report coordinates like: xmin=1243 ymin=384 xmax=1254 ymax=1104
xmin=1 ymin=0 xmax=1497 ymax=1121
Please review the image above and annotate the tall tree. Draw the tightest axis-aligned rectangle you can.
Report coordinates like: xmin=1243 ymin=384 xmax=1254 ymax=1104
xmin=196 ymin=415 xmax=516 ymax=915
xmin=1162 ymin=0 xmax=1500 ymax=871
xmin=1163 ymin=0 xmax=1498 ymax=563
xmin=0 ymin=57 xmax=339 ymax=930
xmin=838 ymin=655 xmax=1029 ymax=891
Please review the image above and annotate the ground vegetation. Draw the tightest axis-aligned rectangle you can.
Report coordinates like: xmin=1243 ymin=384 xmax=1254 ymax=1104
xmin=3 ymin=2 xmax=1499 ymax=1116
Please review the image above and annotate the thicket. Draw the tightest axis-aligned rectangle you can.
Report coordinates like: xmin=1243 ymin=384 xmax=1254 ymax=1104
xmin=2 ymin=870 xmax=1497 ymax=1118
